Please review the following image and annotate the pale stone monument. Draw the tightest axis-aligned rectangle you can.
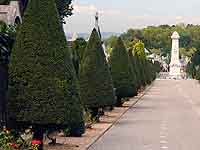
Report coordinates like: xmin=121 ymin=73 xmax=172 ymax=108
xmin=169 ymin=31 xmax=181 ymax=79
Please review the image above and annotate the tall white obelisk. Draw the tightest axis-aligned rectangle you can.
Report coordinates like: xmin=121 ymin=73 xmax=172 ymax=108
xmin=169 ymin=31 xmax=181 ymax=79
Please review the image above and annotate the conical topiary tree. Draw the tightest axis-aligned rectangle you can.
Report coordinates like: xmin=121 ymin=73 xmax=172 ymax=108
xmin=110 ymin=37 xmax=137 ymax=106
xmin=71 ymin=38 xmax=87 ymax=76
xmin=134 ymin=41 xmax=147 ymax=86
xmin=79 ymin=29 xmax=115 ymax=120
xmin=128 ymin=49 xmax=141 ymax=90
xmin=8 ymin=0 xmax=84 ymax=141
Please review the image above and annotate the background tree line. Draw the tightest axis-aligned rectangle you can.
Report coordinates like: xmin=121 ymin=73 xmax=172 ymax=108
xmin=105 ymin=24 xmax=200 ymax=59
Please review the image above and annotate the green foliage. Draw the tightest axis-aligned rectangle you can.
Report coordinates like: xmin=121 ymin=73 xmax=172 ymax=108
xmin=195 ymin=67 xmax=200 ymax=80
xmin=118 ymin=24 xmax=200 ymax=57
xmin=130 ymin=40 xmax=158 ymax=86
xmin=180 ymin=47 xmax=197 ymax=58
xmin=0 ymin=22 xmax=16 ymax=65
xmin=0 ymin=0 xmax=9 ymax=4
xmin=134 ymin=41 xmax=146 ymax=60
xmin=71 ymin=38 xmax=87 ymax=76
xmin=55 ymin=0 xmax=73 ymax=22
xmin=128 ymin=49 xmax=142 ymax=89
xmin=187 ymin=50 xmax=200 ymax=79
xmin=0 ymin=21 xmax=16 ymax=38
xmin=8 ymin=0 xmax=84 ymax=135
xmin=191 ymin=50 xmax=200 ymax=66
xmin=150 ymin=48 xmax=161 ymax=55
xmin=104 ymin=35 xmax=118 ymax=55
xmin=153 ymin=61 xmax=162 ymax=73
xmin=72 ymin=38 xmax=87 ymax=62
xmin=79 ymin=29 xmax=115 ymax=109
xmin=186 ymin=63 xmax=196 ymax=78
xmin=0 ymin=130 xmax=15 ymax=150
xmin=0 ymin=22 xmax=15 ymax=127
xmin=105 ymin=36 xmax=118 ymax=48
xmin=135 ymin=54 xmax=147 ymax=86
xmin=0 ymin=128 xmax=42 ymax=150
xmin=120 ymin=29 xmax=144 ymax=48
xmin=110 ymin=37 xmax=137 ymax=104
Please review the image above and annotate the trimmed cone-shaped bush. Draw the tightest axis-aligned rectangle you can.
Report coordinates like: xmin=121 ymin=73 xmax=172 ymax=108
xmin=128 ymin=49 xmax=141 ymax=90
xmin=110 ymin=37 xmax=137 ymax=106
xmin=135 ymin=54 xmax=147 ymax=86
xmin=8 ymin=0 xmax=84 ymax=136
xmin=79 ymin=29 xmax=115 ymax=116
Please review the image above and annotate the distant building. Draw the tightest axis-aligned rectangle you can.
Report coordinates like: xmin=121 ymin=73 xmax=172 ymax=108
xmin=0 ymin=1 xmax=22 ymax=25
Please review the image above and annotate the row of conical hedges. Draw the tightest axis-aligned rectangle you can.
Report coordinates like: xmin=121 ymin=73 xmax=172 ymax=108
xmin=108 ymin=38 xmax=159 ymax=106
xmin=1 ymin=0 xmax=160 ymax=146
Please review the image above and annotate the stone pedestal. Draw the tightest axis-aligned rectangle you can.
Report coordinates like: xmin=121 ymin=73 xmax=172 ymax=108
xmin=169 ymin=31 xmax=181 ymax=79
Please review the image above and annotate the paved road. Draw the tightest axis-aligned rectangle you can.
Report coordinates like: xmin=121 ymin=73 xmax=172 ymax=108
xmin=89 ymin=80 xmax=200 ymax=150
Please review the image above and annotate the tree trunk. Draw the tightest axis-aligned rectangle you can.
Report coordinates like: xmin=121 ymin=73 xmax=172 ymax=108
xmin=33 ymin=126 xmax=44 ymax=150
xmin=116 ymin=98 xmax=123 ymax=107
xmin=90 ymin=107 xmax=99 ymax=122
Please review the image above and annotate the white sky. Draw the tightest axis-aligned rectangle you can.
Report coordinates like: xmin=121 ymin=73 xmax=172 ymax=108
xmin=64 ymin=0 xmax=200 ymax=33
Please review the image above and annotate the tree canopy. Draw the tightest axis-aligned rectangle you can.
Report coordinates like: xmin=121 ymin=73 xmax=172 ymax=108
xmin=55 ymin=0 xmax=73 ymax=22
xmin=109 ymin=37 xmax=137 ymax=106
xmin=106 ymin=24 xmax=200 ymax=58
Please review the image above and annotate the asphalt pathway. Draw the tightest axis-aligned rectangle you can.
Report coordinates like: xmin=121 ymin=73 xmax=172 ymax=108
xmin=89 ymin=80 xmax=200 ymax=150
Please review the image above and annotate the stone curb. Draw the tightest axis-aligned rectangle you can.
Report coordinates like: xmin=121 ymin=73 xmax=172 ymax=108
xmin=85 ymin=82 xmax=154 ymax=150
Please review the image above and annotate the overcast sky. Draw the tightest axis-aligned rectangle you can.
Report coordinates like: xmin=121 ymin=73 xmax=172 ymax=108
xmin=63 ymin=0 xmax=200 ymax=34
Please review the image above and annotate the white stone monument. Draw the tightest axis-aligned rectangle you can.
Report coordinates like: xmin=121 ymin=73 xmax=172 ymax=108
xmin=169 ymin=31 xmax=181 ymax=79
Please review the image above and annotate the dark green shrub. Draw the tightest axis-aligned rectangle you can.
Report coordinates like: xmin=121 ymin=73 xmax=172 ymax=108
xmin=79 ymin=29 xmax=115 ymax=119
xmin=0 ymin=0 xmax=9 ymax=4
xmin=186 ymin=62 xmax=196 ymax=78
xmin=8 ymin=0 xmax=84 ymax=137
xmin=71 ymin=38 xmax=87 ymax=76
xmin=128 ymin=49 xmax=141 ymax=89
xmin=195 ymin=66 xmax=200 ymax=80
xmin=0 ymin=22 xmax=15 ymax=127
xmin=110 ymin=37 xmax=137 ymax=106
